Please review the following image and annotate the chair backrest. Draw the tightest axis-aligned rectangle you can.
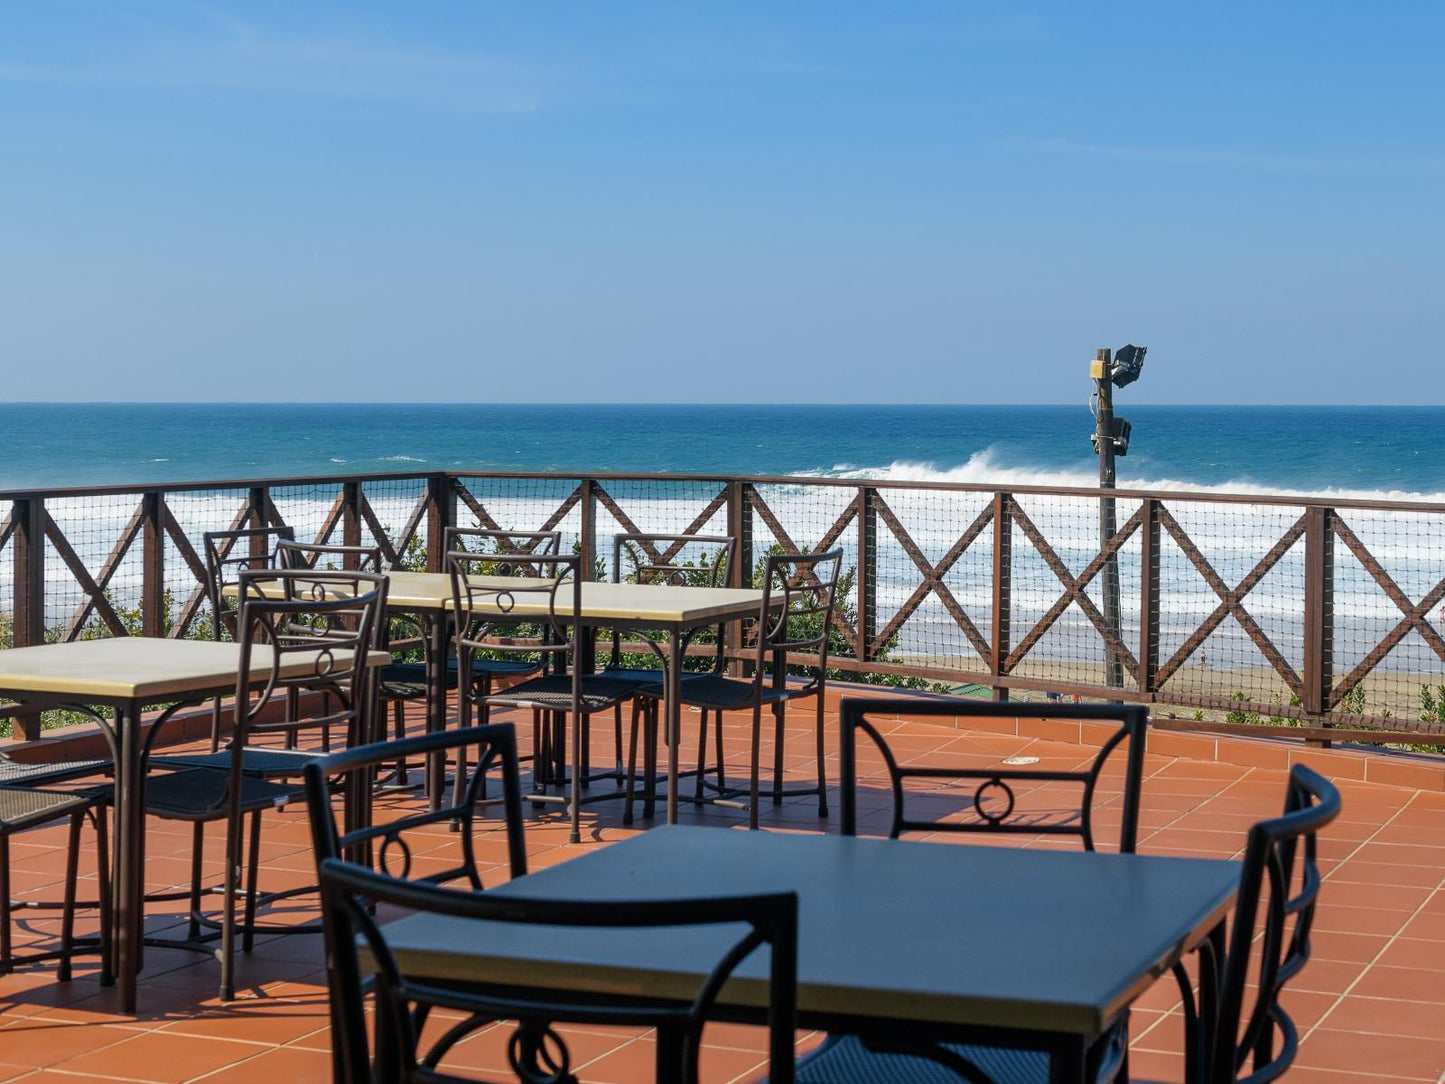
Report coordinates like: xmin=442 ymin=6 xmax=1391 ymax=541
xmin=202 ymin=526 xmax=296 ymax=641
xmin=749 ymin=549 xmax=844 ymax=686
xmin=232 ymin=568 xmax=387 ymax=749
xmin=838 ymin=695 xmax=1149 ymax=852
xmin=609 ymin=533 xmax=737 ymax=673
xmin=1210 ymin=764 xmax=1339 ymax=1084
xmin=443 ymin=526 xmax=562 ymax=560
xmin=275 ymin=539 xmax=383 ymax=573
xmin=612 ymin=532 xmax=736 ymax=588
xmin=304 ymin=724 xmax=529 ymax=894
xmin=448 ymin=550 xmax=581 ymax=674
xmin=313 ymin=854 xmax=797 ymax=1084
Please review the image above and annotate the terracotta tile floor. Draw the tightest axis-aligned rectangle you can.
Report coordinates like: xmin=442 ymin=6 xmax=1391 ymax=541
xmin=2 ymin=701 xmax=1444 ymax=1083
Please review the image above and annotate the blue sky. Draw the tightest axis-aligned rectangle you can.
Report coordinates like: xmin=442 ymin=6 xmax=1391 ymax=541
xmin=1 ymin=2 xmax=1440 ymax=404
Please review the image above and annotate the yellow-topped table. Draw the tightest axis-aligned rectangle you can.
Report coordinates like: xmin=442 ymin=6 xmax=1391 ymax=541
xmin=231 ymin=572 xmax=768 ymax=835
xmin=0 ymin=636 xmax=390 ymax=1013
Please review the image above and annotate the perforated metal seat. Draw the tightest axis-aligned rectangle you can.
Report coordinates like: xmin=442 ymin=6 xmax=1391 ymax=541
xmin=486 ymin=674 xmax=644 ymax=714
xmin=795 ymin=1035 xmax=1048 ymax=1084
xmin=129 ymin=768 xmax=304 ymax=819
xmin=149 ymin=747 xmax=321 ymax=778
xmin=0 ymin=755 xmax=110 ymax=787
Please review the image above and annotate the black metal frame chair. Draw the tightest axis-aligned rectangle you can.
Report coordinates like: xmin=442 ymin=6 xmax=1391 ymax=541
xmin=794 ymin=695 xmax=1151 ymax=1084
xmin=634 ymin=548 xmax=843 ymax=830
xmin=604 ymin=532 xmax=736 ymax=824
xmin=303 ymin=724 xmax=799 ymax=1084
xmin=134 ymin=567 xmax=386 ymax=1000
xmin=1181 ymin=763 xmax=1339 ymax=1084
xmin=449 ymin=550 xmax=643 ymax=844
xmin=440 ymin=529 xmax=562 ymax=785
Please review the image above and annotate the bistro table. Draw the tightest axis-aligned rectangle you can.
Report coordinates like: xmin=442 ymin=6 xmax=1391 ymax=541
xmin=369 ymin=826 xmax=1240 ymax=1082
xmin=254 ymin=571 xmax=769 ymax=835
xmin=0 ymin=636 xmax=389 ymax=1012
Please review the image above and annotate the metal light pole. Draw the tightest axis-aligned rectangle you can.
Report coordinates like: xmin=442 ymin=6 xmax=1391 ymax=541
xmin=1092 ymin=348 xmax=1123 ymax=689
xmin=1091 ymin=344 xmax=1146 ymax=690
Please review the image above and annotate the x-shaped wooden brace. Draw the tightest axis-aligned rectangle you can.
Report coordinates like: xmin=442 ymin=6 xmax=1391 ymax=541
xmin=870 ymin=495 xmax=993 ymax=664
xmin=594 ymin=484 xmax=729 ymax=568
xmin=1154 ymin=507 xmax=1306 ymax=697
xmin=1005 ymin=502 xmax=1141 ymax=680
xmin=1330 ymin=516 xmax=1445 ymax=707
xmin=746 ymin=487 xmax=859 ymax=652
xmin=455 ymin=481 xmax=583 ymax=547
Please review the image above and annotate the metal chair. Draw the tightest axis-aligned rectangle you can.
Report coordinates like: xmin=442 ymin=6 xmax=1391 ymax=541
xmin=1187 ymin=763 xmax=1339 ymax=1084
xmin=303 ymin=725 xmax=799 ymax=1084
xmin=603 ymin=533 xmax=736 ymax=824
xmin=449 ymin=550 xmax=643 ymax=844
xmin=132 ymin=567 xmax=386 ymax=1000
xmin=792 ymin=695 xmax=1150 ymax=1084
xmin=0 ymin=780 xmax=111 ymax=983
xmin=633 ymin=548 xmax=843 ymax=830
xmin=276 ymin=539 xmax=432 ymax=765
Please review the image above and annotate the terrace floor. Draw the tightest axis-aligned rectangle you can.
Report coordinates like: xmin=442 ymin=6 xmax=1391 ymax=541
xmin=2 ymin=697 xmax=1445 ymax=1083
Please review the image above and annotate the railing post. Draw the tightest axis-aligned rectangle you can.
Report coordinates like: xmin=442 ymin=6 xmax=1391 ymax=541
xmin=1304 ymin=505 xmax=1335 ymax=745
xmin=991 ymin=492 xmax=1012 ymax=701
xmin=1138 ymin=498 xmax=1160 ymax=695
xmin=857 ymin=486 xmax=877 ymax=663
xmin=11 ymin=498 xmax=46 ymax=740
xmin=342 ymin=481 xmax=362 ymax=569
xmin=426 ymin=473 xmax=455 ymax=574
xmin=727 ymin=480 xmax=754 ymax=676
xmin=141 ymin=492 xmax=165 ymax=637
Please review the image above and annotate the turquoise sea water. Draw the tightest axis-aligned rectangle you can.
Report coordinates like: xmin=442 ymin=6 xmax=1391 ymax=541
xmin=2 ymin=403 xmax=1443 ymax=499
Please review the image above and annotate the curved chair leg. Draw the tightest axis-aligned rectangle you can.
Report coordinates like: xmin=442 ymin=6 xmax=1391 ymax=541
xmin=695 ymin=705 xmax=709 ymax=802
xmin=58 ymin=810 xmax=83 ymax=981
xmin=749 ymin=702 xmax=764 ymax=831
xmin=186 ymin=822 xmax=204 ymax=940
xmin=219 ymin=804 xmax=244 ymax=1001
xmin=714 ymin=710 xmax=727 ymax=791
xmin=94 ymin=805 xmax=113 ymax=986
xmin=623 ymin=699 xmax=644 ymax=825
xmin=772 ymin=700 xmax=787 ymax=806
xmin=242 ymin=811 xmax=262 ymax=954
xmin=815 ymin=694 xmax=829 ymax=817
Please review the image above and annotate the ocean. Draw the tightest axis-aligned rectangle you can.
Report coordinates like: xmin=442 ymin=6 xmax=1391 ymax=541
xmin=2 ymin=403 xmax=1444 ymax=499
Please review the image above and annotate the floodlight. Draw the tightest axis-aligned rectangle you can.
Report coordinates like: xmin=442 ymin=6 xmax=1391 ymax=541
xmin=1110 ymin=344 xmax=1146 ymax=387
xmin=1090 ymin=416 xmax=1132 ymax=456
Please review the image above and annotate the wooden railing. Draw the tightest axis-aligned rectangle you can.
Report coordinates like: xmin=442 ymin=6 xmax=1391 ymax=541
xmin=3 ymin=469 xmax=1443 ymax=748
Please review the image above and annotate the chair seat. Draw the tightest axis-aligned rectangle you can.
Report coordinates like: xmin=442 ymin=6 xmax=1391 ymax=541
xmin=646 ymin=674 xmax=805 ymax=711
xmin=601 ymin=666 xmax=717 ymax=684
xmin=0 ymin=786 xmax=95 ymax=832
xmin=150 ymin=746 xmax=321 ymax=778
xmin=0 ymin=755 xmax=110 ymax=787
xmin=794 ymin=1034 xmax=1048 ymax=1084
xmin=484 ymin=674 xmax=643 ymax=714
xmin=378 ymin=659 xmax=541 ymax=700
xmin=128 ymin=768 xmax=304 ymax=820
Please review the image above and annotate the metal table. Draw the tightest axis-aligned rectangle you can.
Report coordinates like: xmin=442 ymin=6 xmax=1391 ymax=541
xmin=0 ymin=636 xmax=388 ymax=1012
xmin=371 ymin=826 xmax=1240 ymax=1082
xmin=318 ymin=572 xmax=767 ymax=836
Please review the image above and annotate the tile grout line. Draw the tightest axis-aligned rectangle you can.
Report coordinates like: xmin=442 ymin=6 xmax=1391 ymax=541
xmin=1301 ymin=789 xmax=1443 ymax=1044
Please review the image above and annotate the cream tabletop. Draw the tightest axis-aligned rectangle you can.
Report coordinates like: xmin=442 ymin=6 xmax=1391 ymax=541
xmin=233 ymin=571 xmax=767 ymax=624
xmin=0 ymin=636 xmax=391 ymax=702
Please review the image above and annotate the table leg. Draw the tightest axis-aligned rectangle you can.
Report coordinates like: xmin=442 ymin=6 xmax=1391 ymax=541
xmin=1048 ymin=1035 xmax=1088 ymax=1084
xmin=112 ymin=702 xmax=142 ymax=1014
xmin=665 ymin=630 xmax=683 ymax=825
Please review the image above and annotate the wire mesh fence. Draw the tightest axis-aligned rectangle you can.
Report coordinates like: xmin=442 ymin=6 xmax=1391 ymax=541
xmin=2 ymin=470 xmax=1443 ymax=743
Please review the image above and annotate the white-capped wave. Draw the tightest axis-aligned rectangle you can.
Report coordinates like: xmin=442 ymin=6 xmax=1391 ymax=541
xmin=382 ymin=455 xmax=428 ymax=463
xmin=837 ymin=446 xmax=1445 ymax=504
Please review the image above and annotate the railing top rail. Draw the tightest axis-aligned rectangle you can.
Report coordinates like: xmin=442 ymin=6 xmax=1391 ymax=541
xmin=1 ymin=468 xmax=1444 ymax=515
